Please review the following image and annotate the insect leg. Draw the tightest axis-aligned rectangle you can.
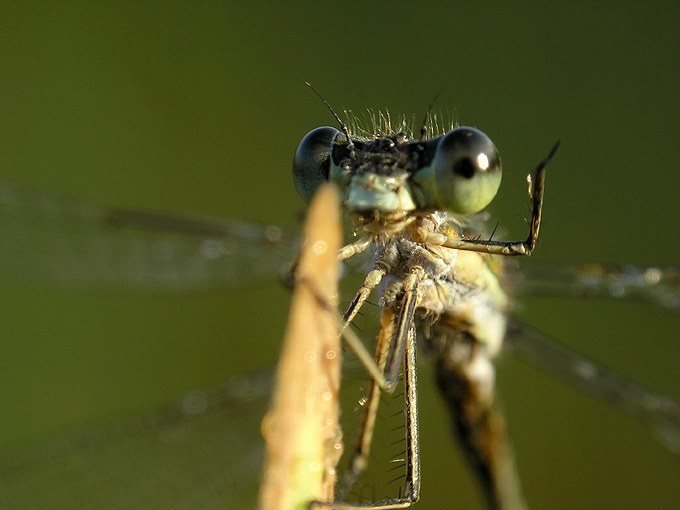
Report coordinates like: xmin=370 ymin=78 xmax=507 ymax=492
xmin=334 ymin=268 xmax=423 ymax=507
xmin=335 ymin=308 xmax=395 ymax=501
xmin=343 ymin=245 xmax=400 ymax=325
xmin=322 ymin=322 xmax=420 ymax=510
xmin=411 ymin=141 xmax=559 ymax=257
xmin=339 ymin=236 xmax=373 ymax=261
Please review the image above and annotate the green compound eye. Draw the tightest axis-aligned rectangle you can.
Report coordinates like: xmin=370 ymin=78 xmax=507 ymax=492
xmin=292 ymin=126 xmax=340 ymax=203
xmin=412 ymin=127 xmax=502 ymax=215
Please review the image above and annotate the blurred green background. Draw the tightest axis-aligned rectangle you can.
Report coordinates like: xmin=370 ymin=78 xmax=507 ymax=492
xmin=0 ymin=2 xmax=678 ymax=509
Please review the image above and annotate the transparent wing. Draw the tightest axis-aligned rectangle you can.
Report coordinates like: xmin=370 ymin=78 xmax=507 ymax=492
xmin=0 ymin=372 xmax=273 ymax=510
xmin=0 ymin=181 xmax=301 ymax=293
xmin=507 ymin=261 xmax=680 ymax=311
xmin=504 ymin=319 xmax=680 ymax=453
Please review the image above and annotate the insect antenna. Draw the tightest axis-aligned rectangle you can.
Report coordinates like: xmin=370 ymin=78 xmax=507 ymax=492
xmin=419 ymin=83 xmax=447 ymax=141
xmin=305 ymin=81 xmax=356 ymax=158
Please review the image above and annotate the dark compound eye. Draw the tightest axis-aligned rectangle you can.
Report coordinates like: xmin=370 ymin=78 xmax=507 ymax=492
xmin=412 ymin=127 xmax=502 ymax=215
xmin=292 ymin=126 xmax=340 ymax=203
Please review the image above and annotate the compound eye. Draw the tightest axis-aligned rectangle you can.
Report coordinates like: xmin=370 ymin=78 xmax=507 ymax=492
xmin=292 ymin=126 xmax=340 ymax=203
xmin=412 ymin=127 xmax=502 ymax=215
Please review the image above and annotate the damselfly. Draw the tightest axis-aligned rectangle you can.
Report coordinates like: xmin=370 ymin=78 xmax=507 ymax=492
xmin=289 ymin=106 xmax=680 ymax=509
xmin=0 ymin=108 xmax=678 ymax=510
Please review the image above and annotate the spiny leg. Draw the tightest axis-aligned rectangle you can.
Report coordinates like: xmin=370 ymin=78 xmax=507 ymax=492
xmin=335 ymin=268 xmax=424 ymax=508
xmin=293 ymin=232 xmax=395 ymax=387
xmin=411 ymin=141 xmax=559 ymax=257
xmin=287 ymin=230 xmax=392 ymax=389
xmin=335 ymin=308 xmax=395 ymax=502
xmin=343 ymin=247 xmax=399 ymax=325
xmin=327 ymin=322 xmax=420 ymax=510
xmin=382 ymin=267 xmax=424 ymax=392
xmin=286 ymin=233 xmax=372 ymax=290
xmin=339 ymin=236 xmax=373 ymax=261
xmin=400 ymin=320 xmax=420 ymax=503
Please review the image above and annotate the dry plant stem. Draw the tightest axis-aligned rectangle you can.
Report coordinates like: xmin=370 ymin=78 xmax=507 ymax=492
xmin=258 ymin=184 xmax=343 ymax=510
